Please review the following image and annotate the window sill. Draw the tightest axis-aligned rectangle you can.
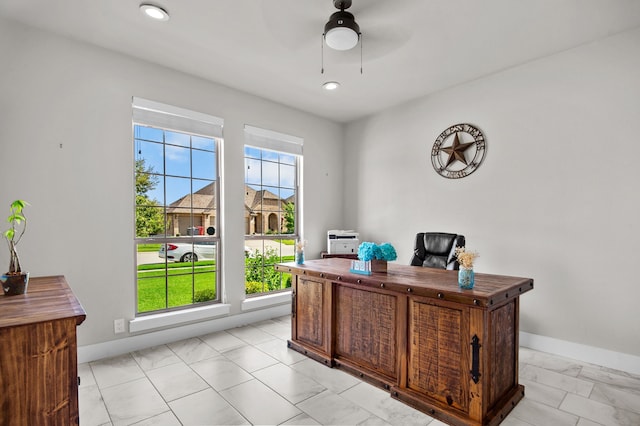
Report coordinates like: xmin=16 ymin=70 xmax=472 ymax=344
xmin=129 ymin=303 xmax=231 ymax=333
xmin=242 ymin=291 xmax=292 ymax=312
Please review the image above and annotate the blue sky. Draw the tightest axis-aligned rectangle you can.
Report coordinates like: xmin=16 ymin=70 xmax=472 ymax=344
xmin=135 ymin=126 xmax=296 ymax=205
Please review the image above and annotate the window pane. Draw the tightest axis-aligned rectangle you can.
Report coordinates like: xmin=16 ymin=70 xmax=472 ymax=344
xmin=262 ymin=161 xmax=279 ymax=187
xmin=244 ymin=239 xmax=295 ymax=295
xmin=135 ymin=206 xmax=168 ymax=238
xmin=262 ymin=150 xmax=278 ymax=162
xmin=167 ymin=273 xmax=193 ymax=308
xmin=279 ymin=163 xmax=295 ymax=189
xmin=280 ymin=153 xmax=295 ymax=165
xmin=140 ymin=174 xmax=164 ymax=206
xmin=280 ymin=187 xmax=294 ymax=201
xmin=192 ymin=150 xmax=216 ymax=180
xmin=138 ymin=275 xmax=168 ymax=312
xmin=166 ymin=176 xmax=191 ymax=208
xmin=244 ymin=146 xmax=261 ymax=159
xmin=136 ymin=242 xmax=168 ymax=312
xmin=245 ymin=158 xmax=262 ymax=185
xmin=194 ymin=271 xmax=217 ymax=303
xmin=282 ymin=198 xmax=295 ymax=234
xmin=165 ymin=145 xmax=191 ymax=178
xmin=135 ymin=140 xmax=164 ymax=175
xmin=135 ymin=125 xmax=163 ymax=143
xmin=263 ymin=186 xmax=281 ymax=207
xmin=165 ymin=131 xmax=190 ymax=147
xmin=192 ymin=135 xmax=215 ymax=152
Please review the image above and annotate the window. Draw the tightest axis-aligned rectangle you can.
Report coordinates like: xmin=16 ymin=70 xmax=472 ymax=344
xmin=244 ymin=125 xmax=303 ymax=296
xmin=133 ymin=98 xmax=223 ymax=314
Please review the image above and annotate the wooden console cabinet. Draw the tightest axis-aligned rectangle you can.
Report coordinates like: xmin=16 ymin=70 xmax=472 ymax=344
xmin=0 ymin=276 xmax=86 ymax=426
xmin=276 ymin=259 xmax=533 ymax=426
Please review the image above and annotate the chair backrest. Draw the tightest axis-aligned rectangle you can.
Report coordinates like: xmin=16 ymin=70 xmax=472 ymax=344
xmin=410 ymin=232 xmax=466 ymax=270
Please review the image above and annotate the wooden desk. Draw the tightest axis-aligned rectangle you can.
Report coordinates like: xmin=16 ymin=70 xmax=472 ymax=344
xmin=275 ymin=258 xmax=533 ymax=426
xmin=0 ymin=276 xmax=86 ymax=425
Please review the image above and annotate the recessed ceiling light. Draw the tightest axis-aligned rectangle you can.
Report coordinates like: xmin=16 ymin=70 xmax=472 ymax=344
xmin=322 ymin=81 xmax=340 ymax=91
xmin=140 ymin=4 xmax=169 ymax=21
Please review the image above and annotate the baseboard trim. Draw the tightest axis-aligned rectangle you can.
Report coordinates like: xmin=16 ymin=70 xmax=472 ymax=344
xmin=520 ymin=331 xmax=640 ymax=376
xmin=79 ymin=313 xmax=639 ymax=375
xmin=78 ymin=304 xmax=290 ymax=363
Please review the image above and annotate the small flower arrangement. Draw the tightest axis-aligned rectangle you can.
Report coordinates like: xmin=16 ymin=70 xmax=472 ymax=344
xmin=351 ymin=242 xmax=397 ymax=275
xmin=455 ymin=246 xmax=479 ymax=269
xmin=295 ymin=239 xmax=306 ymax=264
xmin=357 ymin=242 xmax=397 ymax=262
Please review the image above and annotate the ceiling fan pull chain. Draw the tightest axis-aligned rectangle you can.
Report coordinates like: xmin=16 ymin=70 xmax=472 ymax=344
xmin=321 ymin=34 xmax=325 ymax=74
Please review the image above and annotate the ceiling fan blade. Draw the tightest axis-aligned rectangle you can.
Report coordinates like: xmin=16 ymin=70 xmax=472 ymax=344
xmin=350 ymin=0 xmax=414 ymax=21
xmin=359 ymin=27 xmax=413 ymax=61
xmin=260 ymin=1 xmax=326 ymax=50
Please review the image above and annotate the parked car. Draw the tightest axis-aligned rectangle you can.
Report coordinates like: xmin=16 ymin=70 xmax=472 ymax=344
xmin=158 ymin=242 xmax=252 ymax=262
xmin=159 ymin=241 xmax=216 ymax=262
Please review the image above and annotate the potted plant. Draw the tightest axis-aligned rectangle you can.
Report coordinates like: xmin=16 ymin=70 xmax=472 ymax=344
xmin=2 ymin=200 xmax=30 ymax=296
xmin=350 ymin=242 xmax=398 ymax=274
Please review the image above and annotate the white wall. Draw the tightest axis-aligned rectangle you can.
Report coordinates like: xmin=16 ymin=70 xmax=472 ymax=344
xmin=2 ymin=14 xmax=639 ymax=368
xmin=0 ymin=17 xmax=344 ymax=348
xmin=344 ymin=27 xmax=640 ymax=358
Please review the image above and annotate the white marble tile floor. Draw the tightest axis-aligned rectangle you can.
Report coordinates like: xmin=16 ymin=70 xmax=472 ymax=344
xmin=79 ymin=315 xmax=640 ymax=425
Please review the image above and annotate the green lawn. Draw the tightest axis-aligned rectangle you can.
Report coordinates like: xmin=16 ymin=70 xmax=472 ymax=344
xmin=137 ymin=255 xmax=296 ymax=313
xmin=138 ymin=243 xmax=161 ymax=252
xmin=137 ymin=263 xmax=216 ymax=312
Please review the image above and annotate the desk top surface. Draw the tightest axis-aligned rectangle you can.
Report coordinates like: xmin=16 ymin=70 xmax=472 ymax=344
xmin=0 ymin=275 xmax=86 ymax=328
xmin=277 ymin=258 xmax=533 ymax=308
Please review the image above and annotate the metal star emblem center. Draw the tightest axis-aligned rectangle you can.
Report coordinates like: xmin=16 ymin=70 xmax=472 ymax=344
xmin=441 ymin=133 xmax=476 ymax=167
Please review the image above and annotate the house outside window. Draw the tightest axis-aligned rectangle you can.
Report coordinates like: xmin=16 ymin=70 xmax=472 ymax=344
xmin=244 ymin=125 xmax=303 ymax=296
xmin=133 ymin=98 xmax=223 ymax=314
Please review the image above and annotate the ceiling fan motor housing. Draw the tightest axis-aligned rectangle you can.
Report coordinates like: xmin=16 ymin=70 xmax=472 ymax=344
xmin=333 ymin=0 xmax=352 ymax=9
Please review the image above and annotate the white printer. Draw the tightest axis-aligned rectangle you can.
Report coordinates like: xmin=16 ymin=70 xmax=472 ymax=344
xmin=327 ymin=230 xmax=359 ymax=254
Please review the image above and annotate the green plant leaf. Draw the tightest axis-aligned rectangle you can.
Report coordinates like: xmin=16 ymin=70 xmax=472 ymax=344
xmin=4 ymin=229 xmax=14 ymax=240
xmin=8 ymin=213 xmax=24 ymax=224
xmin=10 ymin=200 xmax=28 ymax=212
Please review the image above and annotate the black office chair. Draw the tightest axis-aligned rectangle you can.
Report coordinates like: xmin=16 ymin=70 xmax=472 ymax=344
xmin=410 ymin=232 xmax=466 ymax=270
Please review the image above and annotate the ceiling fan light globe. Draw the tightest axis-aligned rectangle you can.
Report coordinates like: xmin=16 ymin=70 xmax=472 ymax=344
xmin=324 ymin=10 xmax=360 ymax=51
xmin=325 ymin=27 xmax=359 ymax=50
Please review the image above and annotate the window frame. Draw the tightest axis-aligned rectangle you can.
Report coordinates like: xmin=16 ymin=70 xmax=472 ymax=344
xmin=133 ymin=98 xmax=223 ymax=316
xmin=243 ymin=125 xmax=303 ymax=297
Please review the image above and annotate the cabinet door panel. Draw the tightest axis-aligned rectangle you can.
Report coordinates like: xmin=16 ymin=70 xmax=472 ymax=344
xmin=0 ymin=320 xmax=76 ymax=425
xmin=489 ymin=300 xmax=517 ymax=405
xmin=335 ymin=285 xmax=397 ymax=378
xmin=296 ymin=277 xmax=325 ymax=348
xmin=408 ymin=299 xmax=470 ymax=413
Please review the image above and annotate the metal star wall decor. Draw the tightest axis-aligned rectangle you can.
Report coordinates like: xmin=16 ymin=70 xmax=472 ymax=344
xmin=431 ymin=124 xmax=486 ymax=179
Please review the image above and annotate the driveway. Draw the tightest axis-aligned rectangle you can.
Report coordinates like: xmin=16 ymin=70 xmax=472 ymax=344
xmin=137 ymin=251 xmax=163 ymax=265
xmin=245 ymin=239 xmax=295 ymax=256
xmin=136 ymin=239 xmax=294 ymax=265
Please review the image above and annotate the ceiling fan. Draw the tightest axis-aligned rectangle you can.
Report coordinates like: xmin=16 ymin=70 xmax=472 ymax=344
xmin=322 ymin=0 xmax=362 ymax=73
xmin=260 ymin=0 xmax=413 ymax=63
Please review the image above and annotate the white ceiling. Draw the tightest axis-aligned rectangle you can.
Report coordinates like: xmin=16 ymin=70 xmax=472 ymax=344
xmin=2 ymin=0 xmax=640 ymax=123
